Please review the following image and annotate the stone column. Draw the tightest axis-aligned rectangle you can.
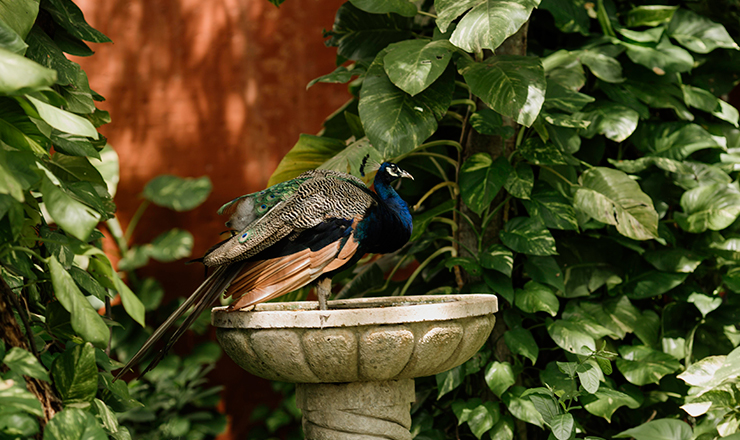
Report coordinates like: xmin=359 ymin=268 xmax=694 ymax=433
xmin=296 ymin=379 xmax=415 ymax=440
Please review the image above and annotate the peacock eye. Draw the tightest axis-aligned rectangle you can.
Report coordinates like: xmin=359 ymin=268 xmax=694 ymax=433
xmin=260 ymin=204 xmax=267 ymax=210
xmin=241 ymin=232 xmax=248 ymax=238
xmin=269 ymin=195 xmax=275 ymax=199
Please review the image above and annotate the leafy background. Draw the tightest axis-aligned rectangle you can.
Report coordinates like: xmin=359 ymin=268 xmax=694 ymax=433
xmin=3 ymin=0 xmax=740 ymax=440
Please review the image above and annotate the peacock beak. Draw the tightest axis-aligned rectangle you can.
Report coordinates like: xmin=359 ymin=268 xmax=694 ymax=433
xmin=400 ymin=170 xmax=414 ymax=180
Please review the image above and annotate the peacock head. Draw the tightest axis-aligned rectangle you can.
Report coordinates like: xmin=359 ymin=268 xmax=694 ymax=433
xmin=376 ymin=162 xmax=414 ymax=184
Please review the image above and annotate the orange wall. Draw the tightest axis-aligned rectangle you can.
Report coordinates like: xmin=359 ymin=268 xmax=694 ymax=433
xmin=72 ymin=0 xmax=348 ymax=437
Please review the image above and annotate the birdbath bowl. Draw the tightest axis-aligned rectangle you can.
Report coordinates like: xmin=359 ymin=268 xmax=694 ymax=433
xmin=212 ymin=294 xmax=497 ymax=440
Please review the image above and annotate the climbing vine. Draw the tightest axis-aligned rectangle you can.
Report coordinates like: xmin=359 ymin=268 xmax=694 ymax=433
xmin=262 ymin=0 xmax=740 ymax=439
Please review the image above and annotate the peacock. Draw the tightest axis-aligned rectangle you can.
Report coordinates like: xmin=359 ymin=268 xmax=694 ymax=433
xmin=114 ymin=160 xmax=414 ymax=380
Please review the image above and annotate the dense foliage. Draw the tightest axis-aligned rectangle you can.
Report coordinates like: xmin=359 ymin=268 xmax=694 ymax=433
xmin=0 ymin=1 xmax=224 ymax=438
xmin=258 ymin=0 xmax=740 ymax=439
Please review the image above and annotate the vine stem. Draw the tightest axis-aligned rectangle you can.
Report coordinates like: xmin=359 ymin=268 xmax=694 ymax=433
xmin=1 ymin=276 xmax=39 ymax=358
xmin=416 ymin=9 xmax=437 ymax=19
xmin=124 ymin=200 xmax=150 ymax=243
xmin=399 ymin=246 xmax=457 ymax=296
xmin=413 ymin=181 xmax=459 ymax=211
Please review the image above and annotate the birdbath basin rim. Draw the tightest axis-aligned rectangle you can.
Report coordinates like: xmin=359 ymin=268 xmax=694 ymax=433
xmin=211 ymin=294 xmax=498 ymax=329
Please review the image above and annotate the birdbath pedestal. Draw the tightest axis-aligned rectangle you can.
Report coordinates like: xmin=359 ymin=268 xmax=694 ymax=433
xmin=212 ymin=295 xmax=498 ymax=440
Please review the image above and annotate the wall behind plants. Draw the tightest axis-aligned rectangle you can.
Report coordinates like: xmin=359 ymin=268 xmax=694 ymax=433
xmin=69 ymin=0 xmax=348 ymax=438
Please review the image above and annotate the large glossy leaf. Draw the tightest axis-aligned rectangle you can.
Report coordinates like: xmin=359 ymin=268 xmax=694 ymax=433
xmin=326 ymin=3 xmax=413 ymax=62
xmin=0 ymin=17 xmax=28 ymax=54
xmin=42 ymin=0 xmax=111 ymax=43
xmin=459 ymin=153 xmax=512 ymax=215
xmin=621 ymin=36 xmax=694 ymax=75
xmin=544 ymin=80 xmax=594 ymax=112
xmin=348 ymin=0 xmax=417 ymax=17
xmin=42 ymin=178 xmax=100 ymax=241
xmin=434 ymin=0 xmax=540 ymax=53
xmin=26 ymin=96 xmax=97 ymax=138
xmin=360 ymin=50 xmax=454 ymax=158
xmin=572 ymin=102 xmax=639 ymax=142
xmin=539 ymin=0 xmax=589 ymax=35
xmin=485 ymin=361 xmax=516 ymax=397
xmin=3 ymin=347 xmax=49 ymax=381
xmin=44 ymin=408 xmax=107 ymax=440
xmin=469 ymin=108 xmax=516 ymax=138
xmin=550 ymin=413 xmax=574 ymax=440
xmin=0 ymin=0 xmax=39 ymax=39
xmin=50 ymin=343 xmax=97 ymax=406
xmin=268 ymin=134 xmax=347 ymax=185
xmin=518 ymin=137 xmax=568 ymax=165
xmin=458 ymin=55 xmax=545 ymax=127
xmin=633 ymin=122 xmax=725 ymax=160
xmin=616 ymin=345 xmax=681 ymax=386
xmin=0 ymin=48 xmax=57 ymax=95
xmin=574 ymin=167 xmax=659 ymax=240
xmin=582 ymin=387 xmax=641 ymax=422
xmin=547 ymin=319 xmax=596 ymax=354
xmin=49 ymin=256 xmax=108 ymax=348
xmin=142 ymin=175 xmax=212 ymax=212
xmin=383 ymin=39 xmax=456 ymax=96
xmin=0 ymin=381 xmax=43 ymax=416
xmin=667 ymin=9 xmax=739 ymax=54
xmin=622 ymin=271 xmax=687 ymax=299
xmin=644 ymin=248 xmax=703 ymax=273
xmin=625 ymin=5 xmax=677 ymax=27
xmin=504 ymin=162 xmax=534 ymax=199
xmin=480 ymin=244 xmax=513 ymax=276
xmin=500 ymin=217 xmax=557 ymax=256
xmin=675 ymin=183 xmax=740 ymax=233
xmin=515 ymin=281 xmax=559 ymax=316
xmin=468 ymin=402 xmax=500 ymax=439
xmin=522 ymin=182 xmax=578 ymax=230
xmin=579 ymin=51 xmax=624 ymax=83
xmin=615 ymin=419 xmax=692 ymax=440
xmin=505 ymin=327 xmax=538 ymax=364
xmin=502 ymin=386 xmax=544 ymax=427
xmin=148 ymin=229 xmax=193 ymax=263
xmin=524 ymin=255 xmax=565 ymax=292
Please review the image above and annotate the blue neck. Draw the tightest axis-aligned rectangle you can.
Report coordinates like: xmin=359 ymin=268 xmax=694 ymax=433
xmin=374 ymin=172 xmax=413 ymax=234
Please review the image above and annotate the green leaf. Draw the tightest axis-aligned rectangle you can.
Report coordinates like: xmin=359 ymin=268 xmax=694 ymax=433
xmin=644 ymin=248 xmax=703 ymax=273
xmin=459 ymin=153 xmax=511 ymax=215
xmin=0 ymin=380 xmax=43 ymax=416
xmin=573 ymin=167 xmax=659 ymax=240
xmin=348 ymin=0 xmax=417 ymax=17
xmin=112 ymin=272 xmax=145 ymax=328
xmin=0 ymin=0 xmax=39 ymax=39
xmin=576 ymin=362 xmax=600 ymax=393
xmin=268 ymin=134 xmax=348 ymax=185
xmin=484 ymin=270 xmax=514 ymax=304
xmin=44 ymin=408 xmax=107 ymax=440
xmin=550 ymin=413 xmax=574 ymax=440
xmin=436 ymin=364 xmax=465 ymax=399
xmin=622 ymin=270 xmax=687 ymax=299
xmin=547 ymin=319 xmax=596 ymax=354
xmin=572 ymin=102 xmax=639 ymax=142
xmin=518 ymin=137 xmax=568 ymax=165
xmin=527 ymin=392 xmax=560 ymax=426
xmin=143 ymin=175 xmax=212 ymax=212
xmin=458 ymin=55 xmax=545 ymax=127
xmin=626 ymin=5 xmax=677 ymax=27
xmin=580 ymin=51 xmax=624 ymax=83
xmin=616 ymin=345 xmax=681 ymax=386
xmin=667 ymin=9 xmax=739 ymax=54
xmin=687 ymin=292 xmax=722 ymax=317
xmin=614 ymin=419 xmax=692 ymax=440
xmin=437 ymin=0 xmax=540 ymax=53
xmin=25 ymin=95 xmax=96 ymax=139
xmin=500 ymin=217 xmax=558 ymax=256
xmin=582 ymin=387 xmax=641 ymax=422
xmin=3 ymin=347 xmax=49 ymax=381
xmin=470 ymin=108 xmax=516 ymax=138
xmin=675 ymin=183 xmax=740 ymax=233
xmin=326 ymin=3 xmax=413 ymax=62
xmin=502 ymin=386 xmax=544 ymax=428
xmin=504 ymin=162 xmax=534 ymax=199
xmin=505 ymin=327 xmax=539 ymax=364
xmin=618 ymin=27 xmax=664 ymax=44
xmin=524 ymin=256 xmax=565 ymax=292
xmin=48 ymin=256 xmax=108 ymax=348
xmin=359 ymin=50 xmax=454 ymax=158
xmin=148 ymin=229 xmax=193 ymax=262
xmin=0 ymin=411 xmax=38 ymax=437
xmin=41 ymin=0 xmax=111 ymax=43
xmin=383 ymin=39 xmax=456 ymax=96
xmin=608 ymin=156 xmax=692 ymax=175
xmin=468 ymin=402 xmax=500 ymax=439
xmin=50 ymin=343 xmax=97 ymax=406
xmin=480 ymin=244 xmax=513 ymax=276
xmin=544 ymin=80 xmax=595 ymax=112
xmin=515 ymin=281 xmax=559 ymax=316
xmin=485 ymin=361 xmax=516 ymax=397
xmin=634 ymin=122 xmax=725 ymax=161
xmin=539 ymin=0 xmax=589 ymax=35
xmin=621 ymin=36 xmax=694 ymax=75
xmin=522 ymin=182 xmax=578 ymax=230
xmin=0 ymin=48 xmax=57 ymax=95
xmin=42 ymin=178 xmax=100 ymax=242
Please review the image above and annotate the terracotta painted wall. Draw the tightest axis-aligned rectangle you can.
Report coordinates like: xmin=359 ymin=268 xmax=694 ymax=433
xmin=71 ymin=0 xmax=348 ymax=437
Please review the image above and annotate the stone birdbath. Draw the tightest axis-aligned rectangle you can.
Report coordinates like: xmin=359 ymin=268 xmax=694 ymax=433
xmin=212 ymin=294 xmax=498 ymax=440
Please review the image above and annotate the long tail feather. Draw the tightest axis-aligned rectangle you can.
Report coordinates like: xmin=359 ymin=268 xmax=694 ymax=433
xmin=114 ymin=263 xmax=244 ymax=381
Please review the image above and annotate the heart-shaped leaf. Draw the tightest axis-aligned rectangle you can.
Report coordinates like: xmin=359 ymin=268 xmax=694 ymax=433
xmin=500 ymin=217 xmax=558 ymax=256
xmin=383 ymin=39 xmax=456 ymax=96
xmin=459 ymin=153 xmax=512 ymax=215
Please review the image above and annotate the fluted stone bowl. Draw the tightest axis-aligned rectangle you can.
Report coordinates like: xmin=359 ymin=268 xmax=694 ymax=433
xmin=212 ymin=294 xmax=498 ymax=383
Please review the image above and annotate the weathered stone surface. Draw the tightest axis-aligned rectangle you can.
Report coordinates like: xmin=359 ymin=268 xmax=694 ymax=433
xmin=303 ymin=328 xmax=358 ymax=382
xmin=359 ymin=326 xmax=415 ymax=381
